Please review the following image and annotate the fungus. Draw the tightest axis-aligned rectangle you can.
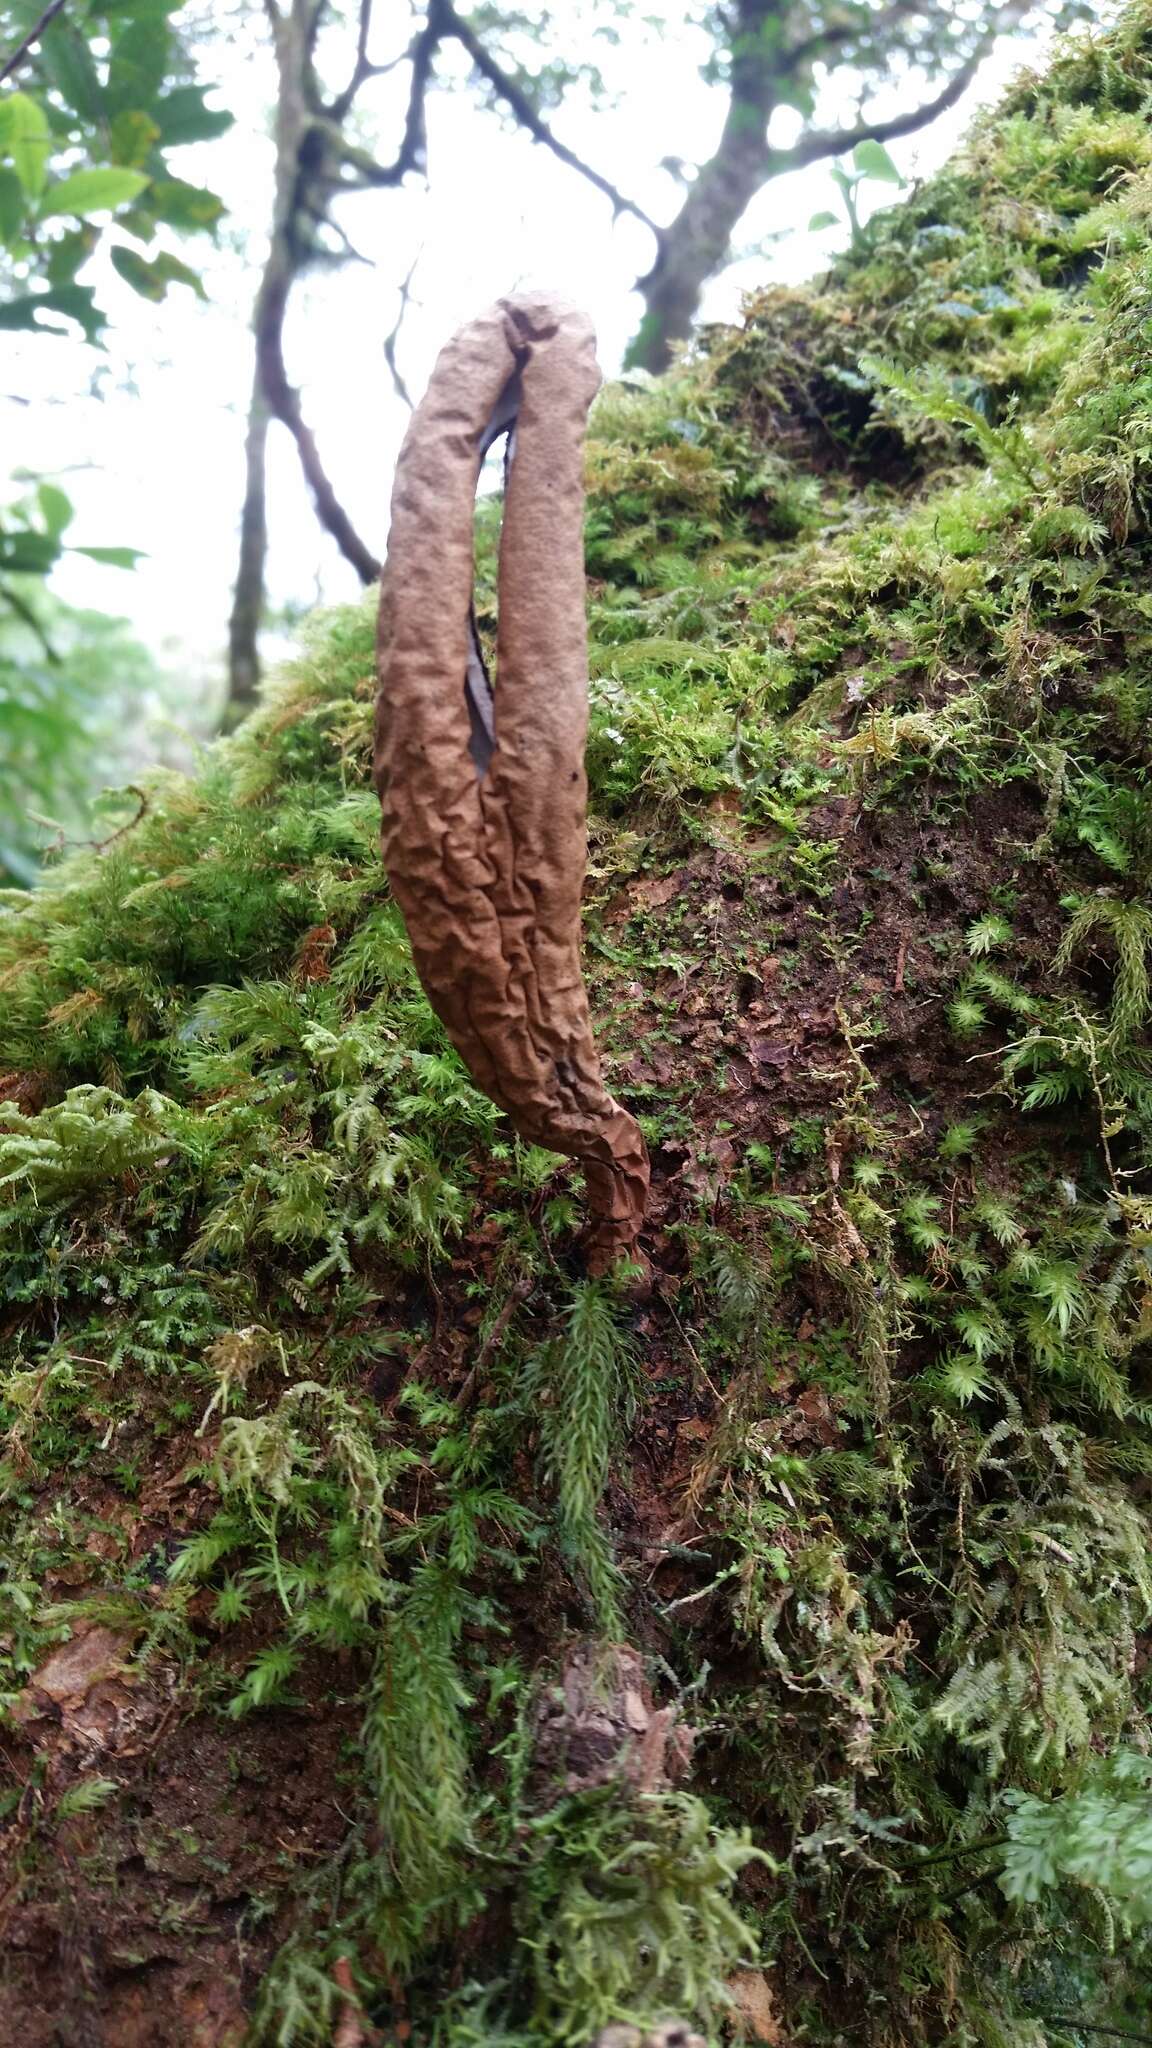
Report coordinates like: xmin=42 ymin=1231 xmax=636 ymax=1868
xmin=374 ymin=291 xmax=650 ymax=1272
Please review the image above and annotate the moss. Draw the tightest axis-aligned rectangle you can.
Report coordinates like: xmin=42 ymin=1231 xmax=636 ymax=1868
xmin=4 ymin=7 xmax=1152 ymax=2044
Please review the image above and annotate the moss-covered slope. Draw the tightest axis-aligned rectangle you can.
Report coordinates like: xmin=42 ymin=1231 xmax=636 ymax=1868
xmin=3 ymin=10 xmax=1152 ymax=2044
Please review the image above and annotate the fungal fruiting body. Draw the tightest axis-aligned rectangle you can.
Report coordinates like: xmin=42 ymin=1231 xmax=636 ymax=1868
xmin=374 ymin=291 xmax=650 ymax=1272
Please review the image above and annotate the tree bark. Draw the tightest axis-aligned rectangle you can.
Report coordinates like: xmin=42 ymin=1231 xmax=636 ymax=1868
xmin=627 ymin=0 xmax=779 ymax=375
xmin=227 ymin=364 xmax=270 ymax=711
xmin=226 ymin=0 xmax=384 ymax=710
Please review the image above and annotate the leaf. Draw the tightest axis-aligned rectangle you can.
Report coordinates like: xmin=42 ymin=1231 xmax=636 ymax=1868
xmin=144 ymin=177 xmax=225 ymax=232
xmin=110 ymin=111 xmax=161 ymax=170
xmin=0 ymin=165 xmax=23 ymax=243
xmin=40 ymin=168 xmax=151 ymax=220
xmin=0 ymin=530 xmax=60 ymax=574
xmin=853 ymin=139 xmax=905 ymax=186
xmin=808 ymin=210 xmax=839 ymax=232
xmin=71 ymin=545 xmax=143 ymax=569
xmin=0 ymin=284 xmax=104 ymax=343
xmin=57 ymin=1776 xmax=119 ymax=1816
xmin=938 ymin=1353 xmax=993 ymax=1406
xmin=110 ymin=244 xmax=204 ymax=301
xmin=152 ymin=87 xmax=233 ymax=147
xmin=37 ymin=484 xmax=74 ymax=537
xmin=0 ymin=92 xmax=52 ymax=200
xmin=38 ymin=18 xmax=104 ymax=123
xmin=106 ymin=14 xmax=172 ymax=117
xmin=967 ymin=914 xmax=1012 ymax=957
xmin=46 ymin=224 xmax=99 ymax=286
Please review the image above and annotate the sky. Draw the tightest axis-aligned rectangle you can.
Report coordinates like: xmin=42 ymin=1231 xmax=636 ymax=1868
xmin=4 ymin=4 xmax=1071 ymax=725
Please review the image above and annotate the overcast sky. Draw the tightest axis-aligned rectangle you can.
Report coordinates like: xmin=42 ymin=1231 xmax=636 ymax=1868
xmin=5 ymin=7 xmax=1067 ymax=716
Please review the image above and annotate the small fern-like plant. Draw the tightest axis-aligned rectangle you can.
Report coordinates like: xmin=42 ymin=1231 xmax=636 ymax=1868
xmin=525 ymin=1281 xmax=638 ymax=1634
xmin=1056 ymin=896 xmax=1152 ymax=1041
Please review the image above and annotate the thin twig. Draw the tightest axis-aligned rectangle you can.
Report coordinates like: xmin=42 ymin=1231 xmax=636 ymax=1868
xmin=92 ymin=785 xmax=149 ymax=851
xmin=383 ymin=251 xmax=420 ymax=410
xmin=0 ymin=580 xmax=59 ymax=664
xmin=444 ymin=3 xmax=658 ymax=234
xmin=0 ymin=0 xmax=67 ymax=86
xmin=332 ymin=1955 xmax=374 ymax=2047
xmin=454 ymin=1272 xmax=534 ymax=1411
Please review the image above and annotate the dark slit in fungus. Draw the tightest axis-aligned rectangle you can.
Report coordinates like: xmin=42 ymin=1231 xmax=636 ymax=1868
xmin=374 ymin=291 xmax=650 ymax=1272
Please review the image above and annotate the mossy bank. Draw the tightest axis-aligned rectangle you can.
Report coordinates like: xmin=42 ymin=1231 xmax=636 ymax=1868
xmin=3 ymin=9 xmax=1152 ymax=2043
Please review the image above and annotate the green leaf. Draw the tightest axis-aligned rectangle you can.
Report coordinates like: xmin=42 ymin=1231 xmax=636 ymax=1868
xmin=0 ymin=92 xmax=52 ymax=200
xmin=152 ymin=87 xmax=233 ymax=147
xmin=808 ymin=210 xmax=839 ymax=231
xmin=38 ymin=18 xmax=104 ymax=122
xmin=106 ymin=15 xmax=172 ymax=116
xmin=57 ymin=1776 xmax=118 ymax=1816
xmin=40 ymin=167 xmax=151 ymax=220
xmin=0 ymin=530 xmax=60 ymax=574
xmin=110 ymin=110 xmax=161 ymax=170
xmin=110 ymin=244 xmax=204 ymax=301
xmin=966 ymin=913 xmax=1013 ymax=957
xmin=0 ymin=284 xmax=104 ymax=343
xmin=938 ymin=1353 xmax=993 ymax=1405
xmin=46 ymin=224 xmax=99 ymax=285
xmin=0 ymin=165 xmax=23 ymax=243
xmin=37 ymin=484 xmax=74 ymax=537
xmin=144 ymin=177 xmax=224 ymax=232
xmin=853 ymin=138 xmax=905 ymax=186
xmin=71 ymin=545 xmax=143 ymax=568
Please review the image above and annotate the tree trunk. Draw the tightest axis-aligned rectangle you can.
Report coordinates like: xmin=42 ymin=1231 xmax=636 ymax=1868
xmin=227 ymin=365 xmax=271 ymax=710
xmin=627 ymin=0 xmax=776 ymax=374
xmin=225 ymin=0 xmax=383 ymax=713
xmin=627 ymin=135 xmax=770 ymax=374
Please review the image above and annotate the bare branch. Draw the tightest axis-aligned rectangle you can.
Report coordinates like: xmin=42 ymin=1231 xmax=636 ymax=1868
xmin=767 ymin=48 xmax=987 ymax=174
xmin=0 ymin=580 xmax=59 ymax=662
xmin=256 ymin=260 xmax=380 ymax=582
xmin=0 ymin=0 xmax=67 ymax=86
xmin=340 ymin=4 xmax=442 ymax=182
xmin=328 ymin=0 xmax=376 ymax=119
xmin=383 ymin=252 xmax=421 ymax=410
xmin=442 ymin=3 xmax=658 ymax=234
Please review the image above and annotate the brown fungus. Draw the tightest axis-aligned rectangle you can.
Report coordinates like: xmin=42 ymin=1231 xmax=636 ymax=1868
xmin=374 ymin=291 xmax=650 ymax=1272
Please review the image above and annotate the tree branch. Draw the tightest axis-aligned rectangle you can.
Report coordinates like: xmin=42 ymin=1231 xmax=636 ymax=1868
xmin=0 ymin=0 xmax=67 ymax=86
xmin=0 ymin=580 xmax=59 ymax=663
xmin=442 ymin=3 xmax=659 ymax=234
xmin=256 ymin=255 xmax=381 ymax=582
xmin=766 ymin=48 xmax=987 ymax=174
xmin=383 ymin=252 xmax=420 ymax=410
xmin=328 ymin=0 xmax=375 ymax=120
xmin=333 ymin=3 xmax=442 ymax=184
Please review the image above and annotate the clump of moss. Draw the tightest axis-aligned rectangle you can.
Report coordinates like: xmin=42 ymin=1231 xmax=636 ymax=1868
xmin=705 ymin=8 xmax=1152 ymax=478
xmin=4 ymin=8 xmax=1152 ymax=2046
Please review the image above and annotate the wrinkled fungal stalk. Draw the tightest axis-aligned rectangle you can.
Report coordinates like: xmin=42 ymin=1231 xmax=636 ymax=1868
xmin=374 ymin=291 xmax=650 ymax=1272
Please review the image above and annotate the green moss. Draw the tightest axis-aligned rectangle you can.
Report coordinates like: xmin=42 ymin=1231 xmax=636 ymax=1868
xmin=5 ymin=7 xmax=1152 ymax=2044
